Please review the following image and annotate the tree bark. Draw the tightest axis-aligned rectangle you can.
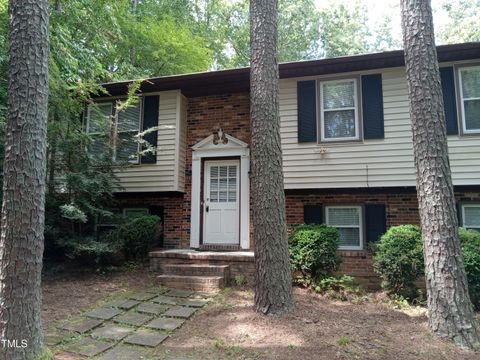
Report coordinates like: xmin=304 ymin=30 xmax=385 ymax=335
xmin=0 ymin=1 xmax=50 ymax=359
xmin=400 ymin=0 xmax=480 ymax=350
xmin=250 ymin=0 xmax=294 ymax=315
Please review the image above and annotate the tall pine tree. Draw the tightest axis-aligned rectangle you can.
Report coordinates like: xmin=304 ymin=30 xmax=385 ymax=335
xmin=400 ymin=0 xmax=480 ymax=350
xmin=0 ymin=1 xmax=50 ymax=359
xmin=250 ymin=0 xmax=294 ymax=315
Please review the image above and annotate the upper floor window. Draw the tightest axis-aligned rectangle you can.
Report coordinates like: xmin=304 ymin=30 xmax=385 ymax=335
xmin=86 ymin=100 xmax=142 ymax=164
xmin=458 ymin=66 xmax=480 ymax=134
xmin=320 ymin=78 xmax=359 ymax=142
xmin=325 ymin=206 xmax=363 ymax=250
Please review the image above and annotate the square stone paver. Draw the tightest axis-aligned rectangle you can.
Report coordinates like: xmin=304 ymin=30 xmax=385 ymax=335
xmin=128 ymin=292 xmax=157 ymax=301
xmin=60 ymin=318 xmax=103 ymax=334
xmin=98 ymin=344 xmax=149 ymax=360
xmin=151 ymin=295 xmax=178 ymax=305
xmin=91 ymin=324 xmax=134 ymax=341
xmin=118 ymin=299 xmax=141 ymax=310
xmin=137 ymin=302 xmax=169 ymax=316
xmin=66 ymin=337 xmax=113 ymax=357
xmin=146 ymin=317 xmax=185 ymax=331
xmin=145 ymin=287 xmax=168 ymax=295
xmin=177 ymin=298 xmax=209 ymax=308
xmin=163 ymin=306 xmax=197 ymax=319
xmin=166 ymin=289 xmax=193 ymax=298
xmin=85 ymin=307 xmax=123 ymax=320
xmin=45 ymin=330 xmax=74 ymax=346
xmin=114 ymin=312 xmax=153 ymax=326
xmin=105 ymin=299 xmax=126 ymax=308
xmin=124 ymin=330 xmax=168 ymax=347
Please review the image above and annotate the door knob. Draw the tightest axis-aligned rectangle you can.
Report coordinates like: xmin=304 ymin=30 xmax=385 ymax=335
xmin=206 ymin=206 xmax=209 ymax=213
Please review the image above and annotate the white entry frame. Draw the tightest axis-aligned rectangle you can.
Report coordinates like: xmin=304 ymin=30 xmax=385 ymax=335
xmin=190 ymin=133 xmax=250 ymax=250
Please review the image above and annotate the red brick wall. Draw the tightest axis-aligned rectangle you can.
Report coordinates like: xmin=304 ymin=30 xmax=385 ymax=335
xmin=116 ymin=194 xmax=187 ymax=248
xmin=184 ymin=93 xmax=252 ymax=245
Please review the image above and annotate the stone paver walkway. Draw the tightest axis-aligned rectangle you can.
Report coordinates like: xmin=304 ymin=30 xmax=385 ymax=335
xmin=49 ymin=287 xmax=212 ymax=359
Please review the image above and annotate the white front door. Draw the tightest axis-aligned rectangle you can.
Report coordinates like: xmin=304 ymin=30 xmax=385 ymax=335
xmin=203 ymin=160 xmax=240 ymax=244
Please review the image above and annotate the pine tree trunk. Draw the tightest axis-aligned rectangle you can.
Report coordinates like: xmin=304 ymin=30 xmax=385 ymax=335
xmin=250 ymin=0 xmax=294 ymax=315
xmin=0 ymin=1 xmax=50 ymax=359
xmin=400 ymin=0 xmax=480 ymax=350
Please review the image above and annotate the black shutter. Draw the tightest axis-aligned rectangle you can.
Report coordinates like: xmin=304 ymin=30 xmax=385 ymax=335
xmin=440 ymin=67 xmax=459 ymax=135
xmin=365 ymin=204 xmax=387 ymax=244
xmin=362 ymin=74 xmax=384 ymax=139
xmin=304 ymin=205 xmax=322 ymax=225
xmin=297 ymin=80 xmax=317 ymax=142
xmin=141 ymin=95 xmax=159 ymax=164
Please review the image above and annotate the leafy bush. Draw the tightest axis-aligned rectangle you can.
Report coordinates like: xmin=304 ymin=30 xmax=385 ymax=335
xmin=289 ymin=224 xmax=341 ymax=280
xmin=459 ymin=228 xmax=480 ymax=310
xmin=373 ymin=225 xmax=424 ymax=299
xmin=114 ymin=215 xmax=161 ymax=260
xmin=55 ymin=235 xmax=123 ymax=265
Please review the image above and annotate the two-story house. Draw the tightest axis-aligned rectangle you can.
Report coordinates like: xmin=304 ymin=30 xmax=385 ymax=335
xmin=89 ymin=42 xmax=480 ymax=290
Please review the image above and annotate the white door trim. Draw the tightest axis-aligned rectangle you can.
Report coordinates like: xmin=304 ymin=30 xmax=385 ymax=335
xmin=190 ymin=133 xmax=250 ymax=249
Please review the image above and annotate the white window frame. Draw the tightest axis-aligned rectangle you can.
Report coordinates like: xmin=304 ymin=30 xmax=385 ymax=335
xmin=123 ymin=208 xmax=149 ymax=217
xmin=320 ymin=78 xmax=360 ymax=142
xmin=461 ymin=204 xmax=480 ymax=230
xmin=458 ymin=65 xmax=480 ymax=134
xmin=86 ymin=100 xmax=143 ymax=165
xmin=325 ymin=205 xmax=363 ymax=250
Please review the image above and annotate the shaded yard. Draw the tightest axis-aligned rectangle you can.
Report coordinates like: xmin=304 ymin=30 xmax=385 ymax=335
xmin=42 ymin=267 xmax=478 ymax=360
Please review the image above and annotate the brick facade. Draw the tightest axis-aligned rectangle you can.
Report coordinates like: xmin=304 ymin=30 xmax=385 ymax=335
xmin=115 ymin=92 xmax=480 ymax=289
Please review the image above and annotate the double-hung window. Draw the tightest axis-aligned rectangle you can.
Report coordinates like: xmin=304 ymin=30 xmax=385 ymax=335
xmin=86 ymin=100 xmax=142 ymax=164
xmin=458 ymin=66 xmax=480 ymax=134
xmin=86 ymin=103 xmax=112 ymax=160
xmin=320 ymin=79 xmax=359 ymax=141
xmin=325 ymin=206 xmax=363 ymax=250
xmin=461 ymin=204 xmax=480 ymax=231
xmin=116 ymin=101 xmax=142 ymax=164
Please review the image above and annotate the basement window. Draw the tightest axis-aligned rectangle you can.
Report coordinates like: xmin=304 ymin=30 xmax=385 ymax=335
xmin=461 ymin=204 xmax=480 ymax=231
xmin=325 ymin=206 xmax=363 ymax=250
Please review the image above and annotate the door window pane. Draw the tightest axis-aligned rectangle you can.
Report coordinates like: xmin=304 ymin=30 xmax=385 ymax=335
xmin=208 ymin=164 xmax=238 ymax=203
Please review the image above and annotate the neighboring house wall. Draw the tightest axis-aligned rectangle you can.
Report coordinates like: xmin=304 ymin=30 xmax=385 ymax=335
xmin=279 ymin=62 xmax=480 ymax=189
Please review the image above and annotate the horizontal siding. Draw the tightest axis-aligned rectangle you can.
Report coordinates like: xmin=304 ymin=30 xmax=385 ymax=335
xmin=116 ymin=91 xmax=180 ymax=192
xmin=279 ymin=67 xmax=480 ymax=189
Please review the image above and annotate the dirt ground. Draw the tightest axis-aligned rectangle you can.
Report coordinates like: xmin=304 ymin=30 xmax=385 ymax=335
xmin=42 ymin=263 xmax=156 ymax=329
xmin=158 ymin=287 xmax=479 ymax=360
xmin=42 ymin=267 xmax=479 ymax=360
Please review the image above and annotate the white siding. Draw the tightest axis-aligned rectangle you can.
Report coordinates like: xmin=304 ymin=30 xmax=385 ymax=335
xmin=279 ymin=66 xmax=480 ymax=189
xmin=116 ymin=90 xmax=184 ymax=192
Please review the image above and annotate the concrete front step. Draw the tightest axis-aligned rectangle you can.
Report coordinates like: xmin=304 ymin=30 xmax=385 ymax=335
xmin=156 ymin=274 xmax=224 ymax=292
xmin=161 ymin=264 xmax=230 ymax=278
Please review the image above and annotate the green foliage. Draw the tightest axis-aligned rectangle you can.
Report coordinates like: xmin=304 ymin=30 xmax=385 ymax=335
xmin=439 ymin=0 xmax=480 ymax=43
xmin=289 ymin=224 xmax=342 ymax=280
xmin=233 ymin=274 xmax=248 ymax=287
xmin=459 ymin=228 xmax=480 ymax=310
xmin=373 ymin=225 xmax=424 ymax=299
xmin=113 ymin=215 xmax=161 ymax=260
xmin=55 ymin=235 xmax=123 ymax=265
xmin=374 ymin=225 xmax=480 ymax=308
xmin=313 ymin=275 xmax=364 ymax=302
